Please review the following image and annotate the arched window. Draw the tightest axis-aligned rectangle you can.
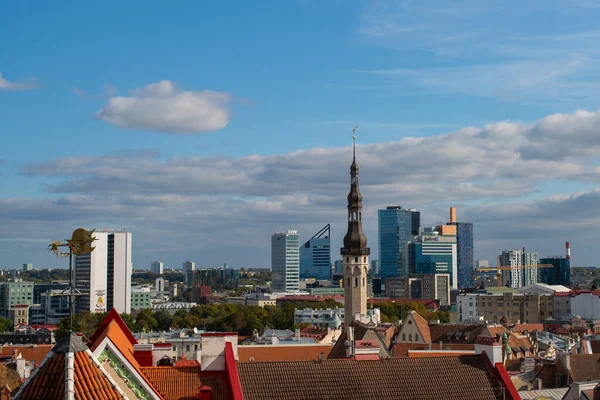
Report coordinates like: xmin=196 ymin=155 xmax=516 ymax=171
xmin=363 ymin=277 xmax=365 ymax=287
xmin=355 ymin=257 xmax=358 ymax=263
xmin=347 ymin=277 xmax=350 ymax=287
xmin=402 ymin=333 xmax=406 ymax=341
xmin=346 ymin=257 xmax=349 ymax=262
xmin=408 ymin=334 xmax=412 ymax=342
xmin=355 ymin=277 xmax=358 ymax=287
xmin=363 ymin=257 xmax=366 ymax=263
xmin=358 ymin=212 xmax=361 ymax=221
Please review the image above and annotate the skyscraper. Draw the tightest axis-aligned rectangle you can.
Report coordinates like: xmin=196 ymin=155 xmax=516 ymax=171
xmin=151 ymin=261 xmax=164 ymax=275
xmin=412 ymin=229 xmax=458 ymax=289
xmin=378 ymin=206 xmax=420 ymax=279
xmin=447 ymin=207 xmax=475 ymax=289
xmin=74 ymin=230 xmax=132 ymax=314
xmin=540 ymin=243 xmax=571 ymax=286
xmin=271 ymin=230 xmax=300 ymax=292
xmin=22 ymin=263 xmax=33 ymax=272
xmin=299 ymin=224 xmax=331 ymax=280
xmin=341 ymin=137 xmax=370 ymax=326
xmin=182 ymin=261 xmax=196 ymax=285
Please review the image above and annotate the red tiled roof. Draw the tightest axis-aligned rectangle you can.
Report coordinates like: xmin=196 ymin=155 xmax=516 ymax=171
xmin=238 ymin=356 xmax=506 ymax=400
xmin=140 ymin=366 xmax=201 ymax=400
xmin=328 ymin=321 xmax=391 ymax=359
xmin=511 ymin=324 xmax=544 ymax=333
xmin=590 ymin=340 xmax=600 ymax=354
xmin=238 ymin=344 xmax=332 ymax=362
xmin=409 ymin=311 xmax=432 ymax=343
xmin=1 ymin=344 xmax=52 ymax=368
xmin=560 ymin=354 xmax=600 ymax=382
xmin=18 ymin=334 xmax=123 ymax=400
xmin=369 ymin=298 xmax=440 ymax=310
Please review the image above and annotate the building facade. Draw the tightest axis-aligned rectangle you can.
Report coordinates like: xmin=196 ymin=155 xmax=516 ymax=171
xmin=131 ymin=286 xmax=152 ymax=310
xmin=385 ymin=274 xmax=450 ymax=306
xmin=411 ymin=230 xmax=458 ymax=289
xmin=300 ymin=224 xmax=331 ymax=280
xmin=540 ymin=256 xmax=571 ymax=287
xmin=271 ymin=231 xmax=300 ymax=292
xmin=22 ymin=263 xmax=33 ymax=272
xmin=378 ymin=207 xmax=419 ymax=279
xmin=0 ymin=282 xmax=34 ymax=318
xmin=451 ymin=222 xmax=474 ymax=289
xmin=151 ymin=261 xmax=164 ymax=275
xmin=500 ymin=249 xmax=539 ymax=288
xmin=192 ymin=265 xmax=239 ymax=289
xmin=457 ymin=291 xmax=554 ymax=324
xmin=74 ymin=230 xmax=132 ymax=314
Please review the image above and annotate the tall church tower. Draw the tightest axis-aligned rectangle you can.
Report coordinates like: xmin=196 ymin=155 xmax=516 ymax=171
xmin=341 ymin=133 xmax=370 ymax=327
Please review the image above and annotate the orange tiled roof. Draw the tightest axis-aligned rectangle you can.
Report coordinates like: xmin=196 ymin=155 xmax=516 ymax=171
xmin=1 ymin=344 xmax=53 ymax=368
xmin=18 ymin=334 xmax=123 ymax=400
xmin=410 ymin=311 xmax=432 ymax=343
xmin=511 ymin=324 xmax=544 ymax=333
xmin=238 ymin=344 xmax=332 ymax=362
xmin=141 ymin=366 xmax=201 ymax=400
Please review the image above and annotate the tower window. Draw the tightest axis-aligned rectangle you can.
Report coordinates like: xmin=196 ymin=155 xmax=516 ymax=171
xmin=355 ymin=277 xmax=358 ymax=287
xmin=409 ymin=334 xmax=412 ymax=342
xmin=346 ymin=257 xmax=349 ymax=262
xmin=363 ymin=277 xmax=365 ymax=286
xmin=347 ymin=277 xmax=350 ymax=287
xmin=355 ymin=257 xmax=358 ymax=263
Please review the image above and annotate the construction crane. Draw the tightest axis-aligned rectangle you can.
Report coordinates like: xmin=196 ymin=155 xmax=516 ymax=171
xmin=476 ymin=256 xmax=553 ymax=287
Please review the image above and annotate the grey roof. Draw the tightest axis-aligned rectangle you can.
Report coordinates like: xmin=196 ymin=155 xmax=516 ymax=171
xmin=52 ymin=333 xmax=88 ymax=353
xmin=263 ymin=329 xmax=294 ymax=338
xmin=518 ymin=388 xmax=569 ymax=399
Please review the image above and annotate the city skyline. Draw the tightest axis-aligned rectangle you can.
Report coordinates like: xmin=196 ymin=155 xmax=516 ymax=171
xmin=2 ymin=1 xmax=600 ymax=270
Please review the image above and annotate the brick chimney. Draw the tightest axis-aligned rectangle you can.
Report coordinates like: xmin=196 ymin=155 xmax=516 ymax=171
xmin=133 ymin=344 xmax=154 ymax=367
xmin=197 ymin=385 xmax=212 ymax=400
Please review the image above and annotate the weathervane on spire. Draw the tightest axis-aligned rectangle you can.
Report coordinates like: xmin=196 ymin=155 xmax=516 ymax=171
xmin=352 ymin=125 xmax=358 ymax=160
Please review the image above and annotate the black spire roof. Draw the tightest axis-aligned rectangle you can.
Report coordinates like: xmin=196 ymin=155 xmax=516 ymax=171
xmin=341 ymin=137 xmax=370 ymax=256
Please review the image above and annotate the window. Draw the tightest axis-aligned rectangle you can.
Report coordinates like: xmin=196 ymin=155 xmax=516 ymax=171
xmin=355 ymin=277 xmax=358 ymax=287
xmin=186 ymin=345 xmax=190 ymax=352
xmin=402 ymin=333 xmax=406 ymax=341
xmin=355 ymin=257 xmax=358 ymax=263
xmin=408 ymin=334 xmax=412 ymax=341
xmin=363 ymin=277 xmax=365 ymax=287
xmin=347 ymin=277 xmax=350 ymax=287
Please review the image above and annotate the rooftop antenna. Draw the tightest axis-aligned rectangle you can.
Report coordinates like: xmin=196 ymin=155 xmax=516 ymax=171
xmin=48 ymin=228 xmax=97 ymax=333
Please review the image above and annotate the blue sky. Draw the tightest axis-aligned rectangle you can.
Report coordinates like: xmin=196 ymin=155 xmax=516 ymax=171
xmin=2 ymin=0 xmax=600 ymax=270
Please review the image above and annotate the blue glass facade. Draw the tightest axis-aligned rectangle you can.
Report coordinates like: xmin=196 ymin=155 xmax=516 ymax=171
xmin=300 ymin=236 xmax=331 ymax=280
xmin=451 ymin=222 xmax=474 ymax=289
xmin=540 ymin=257 xmax=571 ymax=286
xmin=378 ymin=207 xmax=418 ymax=279
xmin=413 ymin=235 xmax=457 ymax=289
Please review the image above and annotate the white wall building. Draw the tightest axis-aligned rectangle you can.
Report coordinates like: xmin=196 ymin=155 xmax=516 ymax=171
xmin=457 ymin=294 xmax=478 ymax=322
xmin=271 ymin=231 xmax=300 ymax=292
xmin=151 ymin=261 xmax=164 ymax=275
xmin=570 ymin=292 xmax=600 ymax=320
xmin=75 ymin=230 xmax=132 ymax=314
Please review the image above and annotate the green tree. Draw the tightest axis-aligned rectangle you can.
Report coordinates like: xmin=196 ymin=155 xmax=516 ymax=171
xmin=0 ymin=317 xmax=13 ymax=333
xmin=135 ymin=308 xmax=158 ymax=332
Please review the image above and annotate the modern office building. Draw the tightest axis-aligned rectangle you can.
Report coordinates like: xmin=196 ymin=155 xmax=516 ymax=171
xmin=378 ymin=206 xmax=420 ymax=279
xmin=333 ymin=260 xmax=343 ymax=274
xmin=370 ymin=260 xmax=380 ymax=277
xmin=22 ymin=263 xmax=33 ymax=272
xmin=385 ymin=273 xmax=451 ymax=305
xmin=499 ymin=249 xmax=539 ymax=288
xmin=299 ymin=224 xmax=331 ymax=280
xmin=192 ymin=265 xmax=239 ymax=289
xmin=445 ymin=207 xmax=474 ymax=289
xmin=540 ymin=257 xmax=571 ymax=286
xmin=74 ymin=230 xmax=132 ymax=314
xmin=271 ymin=230 xmax=300 ymax=292
xmin=151 ymin=261 xmax=164 ymax=275
xmin=131 ymin=286 xmax=152 ymax=310
xmin=411 ymin=229 xmax=458 ymax=289
xmin=0 ymin=282 xmax=34 ymax=318
xmin=182 ymin=261 xmax=196 ymax=285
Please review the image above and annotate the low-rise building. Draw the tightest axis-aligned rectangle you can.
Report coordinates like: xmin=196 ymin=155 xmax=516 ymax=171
xmin=385 ymin=274 xmax=451 ymax=305
xmin=457 ymin=291 xmax=554 ymax=324
xmin=294 ymin=308 xmax=380 ymax=329
xmin=131 ymin=285 xmax=152 ymax=310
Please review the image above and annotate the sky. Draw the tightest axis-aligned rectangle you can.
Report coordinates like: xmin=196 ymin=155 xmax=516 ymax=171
xmin=1 ymin=0 xmax=600 ymax=270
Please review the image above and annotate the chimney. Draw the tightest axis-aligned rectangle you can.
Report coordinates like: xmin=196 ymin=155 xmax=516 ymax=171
xmin=474 ymin=335 xmax=503 ymax=365
xmin=133 ymin=344 xmax=154 ymax=367
xmin=200 ymin=333 xmax=239 ymax=371
xmin=566 ymin=242 xmax=571 ymax=260
xmin=449 ymin=207 xmax=457 ymax=223
xmin=295 ymin=328 xmax=301 ymax=341
xmin=197 ymin=385 xmax=212 ymax=400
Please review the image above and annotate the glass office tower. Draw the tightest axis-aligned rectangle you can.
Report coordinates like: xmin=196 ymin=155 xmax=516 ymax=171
xmin=378 ymin=207 xmax=419 ymax=279
xmin=300 ymin=224 xmax=331 ymax=280
xmin=271 ymin=230 xmax=300 ymax=292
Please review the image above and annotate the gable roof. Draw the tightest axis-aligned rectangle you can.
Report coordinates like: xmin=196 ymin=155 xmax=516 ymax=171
xmin=238 ymin=355 xmax=506 ymax=400
xmin=238 ymin=344 xmax=332 ymax=362
xmin=1 ymin=344 xmax=53 ymax=368
xmin=408 ymin=311 xmax=431 ymax=343
xmin=429 ymin=324 xmax=487 ymax=344
xmin=328 ymin=321 xmax=390 ymax=359
xmin=140 ymin=366 xmax=202 ymax=400
xmin=90 ymin=308 xmax=137 ymax=347
xmin=561 ymin=355 xmax=600 ymax=382
xmin=15 ymin=333 xmax=124 ymax=400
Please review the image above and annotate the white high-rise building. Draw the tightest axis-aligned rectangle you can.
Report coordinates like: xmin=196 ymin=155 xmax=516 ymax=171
xmin=183 ymin=261 xmax=196 ymax=285
xmin=271 ymin=231 xmax=300 ymax=292
xmin=151 ymin=261 xmax=164 ymax=275
xmin=499 ymin=249 xmax=539 ymax=288
xmin=74 ymin=230 xmax=132 ymax=314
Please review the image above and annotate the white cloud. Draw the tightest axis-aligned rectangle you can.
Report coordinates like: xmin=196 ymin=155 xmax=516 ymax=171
xmin=0 ymin=72 xmax=38 ymax=91
xmin=95 ymin=80 xmax=232 ymax=134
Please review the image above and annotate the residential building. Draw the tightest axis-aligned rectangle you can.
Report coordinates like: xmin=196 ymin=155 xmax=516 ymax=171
xmin=378 ymin=206 xmax=419 ymax=279
xmin=299 ymin=224 xmax=331 ymax=280
xmin=151 ymin=261 xmax=164 ymax=275
xmin=191 ymin=285 xmax=211 ymax=303
xmin=446 ymin=207 xmax=474 ymax=289
xmin=384 ymin=274 xmax=451 ymax=306
xmin=182 ymin=261 xmax=195 ymax=285
xmin=553 ymin=292 xmax=572 ymax=320
xmin=499 ymin=249 xmax=539 ymax=288
xmin=540 ymin=256 xmax=571 ymax=287
xmin=271 ymin=231 xmax=300 ymax=292
xmin=74 ymin=230 xmax=132 ymax=314
xmin=13 ymin=304 xmax=29 ymax=326
xmin=0 ymin=282 xmax=34 ymax=318
xmin=40 ymin=289 xmax=70 ymax=324
xmin=341 ymin=141 xmax=370 ymax=326
xmin=131 ymin=285 xmax=152 ymax=310
xmin=457 ymin=291 xmax=554 ymax=324
xmin=411 ymin=229 xmax=458 ymax=289
xmin=294 ymin=307 xmax=380 ymax=329
xmin=22 ymin=264 xmax=33 ymax=272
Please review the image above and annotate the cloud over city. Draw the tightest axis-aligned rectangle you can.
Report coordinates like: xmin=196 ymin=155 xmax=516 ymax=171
xmin=0 ymin=72 xmax=38 ymax=91
xmin=95 ymin=80 xmax=232 ymax=134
